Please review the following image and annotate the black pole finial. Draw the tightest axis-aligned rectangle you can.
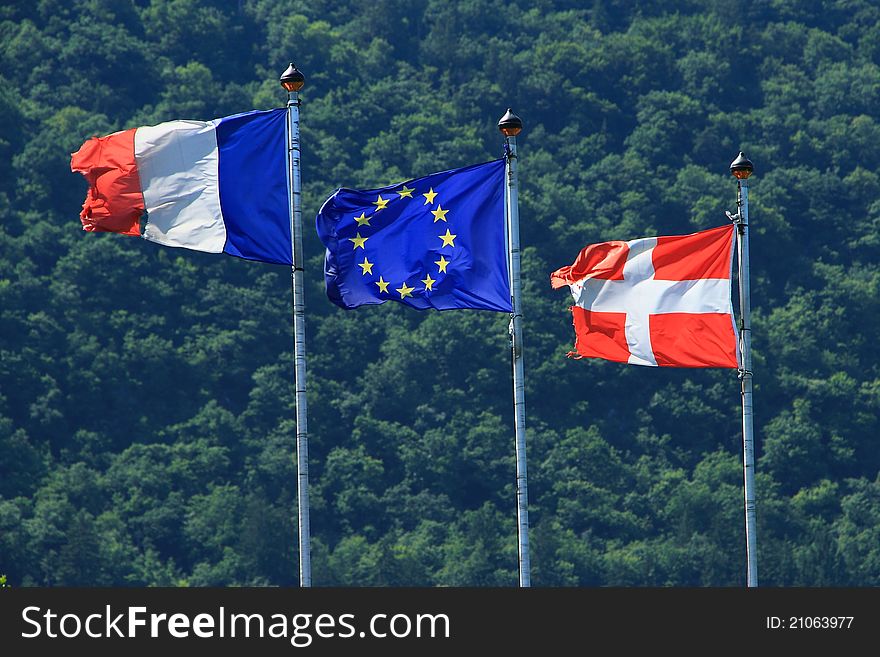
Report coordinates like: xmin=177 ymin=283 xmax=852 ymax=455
xmin=730 ymin=151 xmax=753 ymax=179
xmin=498 ymin=108 xmax=523 ymax=137
xmin=280 ymin=63 xmax=305 ymax=92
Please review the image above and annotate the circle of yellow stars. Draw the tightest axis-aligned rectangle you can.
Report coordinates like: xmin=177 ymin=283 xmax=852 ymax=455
xmin=347 ymin=182 xmax=457 ymax=300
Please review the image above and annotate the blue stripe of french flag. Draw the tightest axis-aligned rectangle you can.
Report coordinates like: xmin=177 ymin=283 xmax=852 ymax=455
xmin=71 ymin=109 xmax=292 ymax=266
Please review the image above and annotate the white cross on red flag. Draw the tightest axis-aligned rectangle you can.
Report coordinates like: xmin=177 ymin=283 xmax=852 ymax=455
xmin=550 ymin=224 xmax=739 ymax=368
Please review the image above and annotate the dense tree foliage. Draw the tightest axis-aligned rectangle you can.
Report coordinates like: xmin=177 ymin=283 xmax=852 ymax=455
xmin=1 ymin=0 xmax=879 ymax=586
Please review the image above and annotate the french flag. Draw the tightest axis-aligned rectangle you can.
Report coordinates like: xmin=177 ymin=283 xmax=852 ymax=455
xmin=550 ymin=224 xmax=739 ymax=368
xmin=70 ymin=108 xmax=292 ymax=265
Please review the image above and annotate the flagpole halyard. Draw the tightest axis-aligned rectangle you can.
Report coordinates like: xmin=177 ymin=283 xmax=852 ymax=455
xmin=499 ymin=109 xmax=531 ymax=587
xmin=730 ymin=151 xmax=758 ymax=588
xmin=281 ymin=63 xmax=311 ymax=587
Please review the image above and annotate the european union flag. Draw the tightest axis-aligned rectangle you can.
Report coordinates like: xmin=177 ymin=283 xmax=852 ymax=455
xmin=316 ymin=159 xmax=512 ymax=312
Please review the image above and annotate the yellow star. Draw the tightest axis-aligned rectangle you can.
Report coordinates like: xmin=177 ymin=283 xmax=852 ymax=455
xmin=431 ymin=205 xmax=449 ymax=223
xmin=438 ymin=228 xmax=457 ymax=248
xmin=435 ymin=255 xmax=450 ymax=273
xmin=396 ymin=282 xmax=415 ymax=299
xmin=354 ymin=212 xmax=371 ymax=226
xmin=397 ymin=185 xmax=415 ymax=198
xmin=373 ymin=195 xmax=389 ymax=211
xmin=421 ymin=273 xmax=436 ymax=291
xmin=358 ymin=257 xmax=374 ymax=275
xmin=423 ymin=188 xmax=437 ymax=205
xmin=375 ymin=276 xmax=390 ymax=293
xmin=349 ymin=232 xmax=368 ymax=250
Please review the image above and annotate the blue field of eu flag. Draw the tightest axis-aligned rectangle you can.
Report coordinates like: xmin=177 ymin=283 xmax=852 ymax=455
xmin=316 ymin=159 xmax=512 ymax=312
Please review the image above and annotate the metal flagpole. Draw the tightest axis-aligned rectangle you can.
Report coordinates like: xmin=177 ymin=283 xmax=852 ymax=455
xmin=498 ymin=109 xmax=531 ymax=587
xmin=729 ymin=151 xmax=757 ymax=587
xmin=280 ymin=63 xmax=311 ymax=587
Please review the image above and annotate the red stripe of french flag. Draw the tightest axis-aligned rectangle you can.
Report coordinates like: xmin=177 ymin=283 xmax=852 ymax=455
xmin=70 ymin=128 xmax=143 ymax=236
xmin=550 ymin=224 xmax=739 ymax=368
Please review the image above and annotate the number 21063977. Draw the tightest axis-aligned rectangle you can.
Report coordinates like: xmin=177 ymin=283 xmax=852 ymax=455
xmin=766 ymin=616 xmax=854 ymax=630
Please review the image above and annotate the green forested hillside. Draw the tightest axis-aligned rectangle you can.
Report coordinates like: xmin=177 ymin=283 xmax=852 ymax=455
xmin=1 ymin=0 xmax=879 ymax=586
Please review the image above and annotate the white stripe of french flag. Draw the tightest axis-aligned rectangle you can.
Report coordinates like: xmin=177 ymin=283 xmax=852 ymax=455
xmin=550 ymin=224 xmax=739 ymax=368
xmin=71 ymin=108 xmax=293 ymax=266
